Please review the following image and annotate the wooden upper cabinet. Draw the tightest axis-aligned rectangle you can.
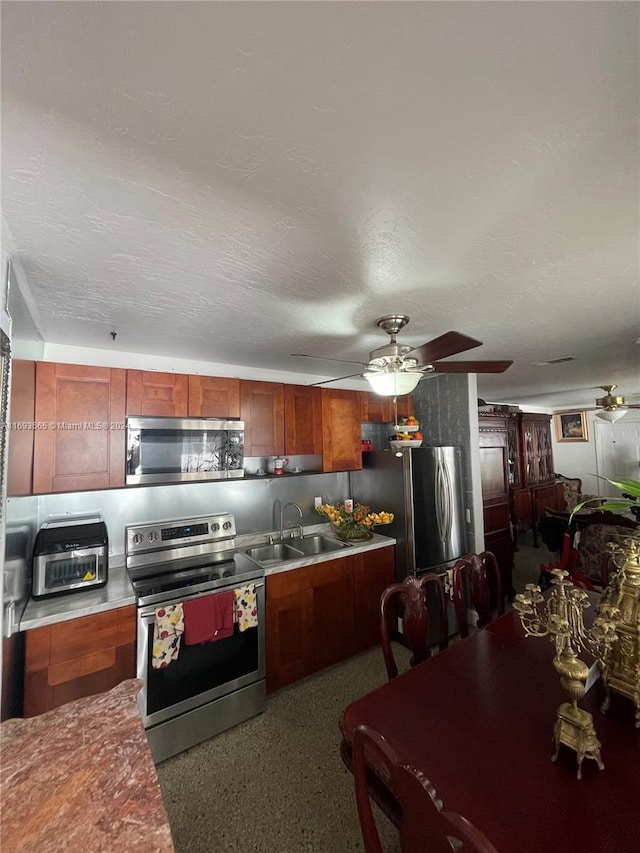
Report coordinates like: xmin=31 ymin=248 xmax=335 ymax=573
xmin=284 ymin=384 xmax=323 ymax=455
xmin=321 ymin=389 xmax=362 ymax=472
xmin=188 ymin=376 xmax=240 ymax=418
xmin=240 ymin=380 xmax=285 ymax=457
xmin=363 ymin=393 xmax=415 ymax=424
xmin=126 ymin=370 xmax=188 ymax=417
xmin=363 ymin=393 xmax=394 ymax=423
xmin=8 ymin=359 xmax=36 ymax=496
xmin=477 ymin=416 xmax=510 ymax=506
xmin=33 ymin=363 xmax=127 ymax=494
xmin=396 ymin=394 xmax=415 ymax=422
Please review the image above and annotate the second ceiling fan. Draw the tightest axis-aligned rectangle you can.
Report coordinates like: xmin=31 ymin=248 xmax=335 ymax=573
xmin=298 ymin=314 xmax=513 ymax=395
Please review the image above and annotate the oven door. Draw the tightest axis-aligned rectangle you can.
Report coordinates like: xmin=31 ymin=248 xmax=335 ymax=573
xmin=136 ymin=582 xmax=265 ymax=729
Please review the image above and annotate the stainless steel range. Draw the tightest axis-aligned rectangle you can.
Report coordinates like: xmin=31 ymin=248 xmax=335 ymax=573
xmin=126 ymin=512 xmax=265 ymax=763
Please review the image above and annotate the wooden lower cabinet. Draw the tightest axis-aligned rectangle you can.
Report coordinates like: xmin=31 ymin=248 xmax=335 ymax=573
xmin=265 ymin=569 xmax=315 ymax=692
xmin=312 ymin=558 xmax=355 ymax=670
xmin=266 ymin=546 xmax=394 ymax=692
xmin=24 ymin=606 xmax=136 ymax=717
xmin=352 ymin=548 xmax=396 ymax=653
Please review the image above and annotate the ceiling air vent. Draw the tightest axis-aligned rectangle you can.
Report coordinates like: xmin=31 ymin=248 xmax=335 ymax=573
xmin=532 ymin=356 xmax=575 ymax=366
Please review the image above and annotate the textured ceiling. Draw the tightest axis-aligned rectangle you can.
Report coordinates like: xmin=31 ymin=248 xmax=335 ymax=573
xmin=1 ymin=1 xmax=638 ymax=412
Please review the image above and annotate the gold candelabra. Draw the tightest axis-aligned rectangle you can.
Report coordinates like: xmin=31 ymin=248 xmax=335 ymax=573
xmin=599 ymin=536 xmax=640 ymax=727
xmin=513 ymin=569 xmax=620 ymax=779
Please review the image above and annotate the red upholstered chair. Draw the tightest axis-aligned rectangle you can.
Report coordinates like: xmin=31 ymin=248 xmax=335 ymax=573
xmin=352 ymin=725 xmax=499 ymax=853
xmin=451 ymin=552 xmax=504 ymax=639
xmin=380 ymin=573 xmax=448 ymax=681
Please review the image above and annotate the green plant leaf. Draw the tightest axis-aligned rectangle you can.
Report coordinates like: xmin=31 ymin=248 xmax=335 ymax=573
xmin=601 ymin=477 xmax=640 ymax=498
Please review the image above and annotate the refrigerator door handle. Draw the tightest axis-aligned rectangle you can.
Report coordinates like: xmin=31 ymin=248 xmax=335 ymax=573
xmin=4 ymin=600 xmax=15 ymax=639
xmin=435 ymin=457 xmax=453 ymax=544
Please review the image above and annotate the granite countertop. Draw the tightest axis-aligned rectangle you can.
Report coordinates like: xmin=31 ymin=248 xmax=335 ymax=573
xmin=0 ymin=679 xmax=174 ymax=852
xmin=20 ymin=563 xmax=136 ymax=631
xmin=19 ymin=526 xmax=396 ymax=631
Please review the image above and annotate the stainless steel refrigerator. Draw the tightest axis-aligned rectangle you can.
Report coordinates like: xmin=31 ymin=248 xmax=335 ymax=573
xmin=350 ymin=446 xmax=468 ymax=582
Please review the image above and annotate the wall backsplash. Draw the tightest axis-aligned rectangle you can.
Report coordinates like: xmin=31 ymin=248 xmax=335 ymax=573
xmin=7 ymin=472 xmax=350 ymax=559
xmin=412 ymin=374 xmax=479 ymax=552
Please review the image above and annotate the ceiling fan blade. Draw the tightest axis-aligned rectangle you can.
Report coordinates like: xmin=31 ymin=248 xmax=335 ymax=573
xmin=308 ymin=372 xmax=365 ymax=387
xmin=292 ymin=353 xmax=367 ymax=367
xmin=408 ymin=331 xmax=483 ymax=367
xmin=431 ymin=360 xmax=513 ymax=374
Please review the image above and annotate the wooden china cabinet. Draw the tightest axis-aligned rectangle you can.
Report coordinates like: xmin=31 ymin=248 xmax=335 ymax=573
xmin=507 ymin=412 xmax=563 ymax=547
xmin=477 ymin=414 xmax=515 ymax=599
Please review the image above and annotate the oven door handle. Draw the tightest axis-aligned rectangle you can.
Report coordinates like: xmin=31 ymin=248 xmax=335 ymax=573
xmin=138 ymin=580 xmax=264 ymax=618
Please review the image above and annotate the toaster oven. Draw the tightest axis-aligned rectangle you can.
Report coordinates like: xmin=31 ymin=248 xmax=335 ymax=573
xmin=32 ymin=517 xmax=109 ymax=600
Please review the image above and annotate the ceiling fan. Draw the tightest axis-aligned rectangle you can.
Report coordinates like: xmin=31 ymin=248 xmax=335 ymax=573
xmin=588 ymin=386 xmax=640 ymax=422
xmin=294 ymin=314 xmax=513 ymax=396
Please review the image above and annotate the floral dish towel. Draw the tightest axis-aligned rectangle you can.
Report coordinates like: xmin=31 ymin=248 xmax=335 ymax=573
xmin=234 ymin=584 xmax=258 ymax=631
xmin=152 ymin=603 xmax=184 ymax=668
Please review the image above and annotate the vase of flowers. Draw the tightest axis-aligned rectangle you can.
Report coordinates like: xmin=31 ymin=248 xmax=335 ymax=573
xmin=316 ymin=502 xmax=394 ymax=541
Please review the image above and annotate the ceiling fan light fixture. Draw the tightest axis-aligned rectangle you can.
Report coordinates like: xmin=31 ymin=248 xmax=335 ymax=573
xmin=595 ymin=407 xmax=628 ymax=423
xmin=364 ymin=369 xmax=422 ymax=396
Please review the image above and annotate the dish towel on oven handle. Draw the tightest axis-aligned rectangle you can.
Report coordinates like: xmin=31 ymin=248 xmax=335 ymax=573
xmin=152 ymin=603 xmax=184 ymax=669
xmin=183 ymin=590 xmax=235 ymax=644
xmin=234 ymin=584 xmax=258 ymax=631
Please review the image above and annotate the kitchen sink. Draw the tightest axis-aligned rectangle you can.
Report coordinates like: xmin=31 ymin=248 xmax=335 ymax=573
xmin=243 ymin=542 xmax=304 ymax=565
xmin=294 ymin=535 xmax=351 ymax=555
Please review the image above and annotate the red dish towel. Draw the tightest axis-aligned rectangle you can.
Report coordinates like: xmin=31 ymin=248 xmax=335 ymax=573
xmin=183 ymin=591 xmax=235 ymax=644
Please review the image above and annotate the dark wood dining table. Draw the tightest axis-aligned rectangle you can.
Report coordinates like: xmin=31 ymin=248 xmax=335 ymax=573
xmin=340 ymin=608 xmax=640 ymax=853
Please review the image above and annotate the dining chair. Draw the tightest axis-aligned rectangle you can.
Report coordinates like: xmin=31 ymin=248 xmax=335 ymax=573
xmin=451 ymin=551 xmax=504 ymax=639
xmin=352 ymin=724 xmax=499 ymax=853
xmin=379 ymin=573 xmax=448 ymax=681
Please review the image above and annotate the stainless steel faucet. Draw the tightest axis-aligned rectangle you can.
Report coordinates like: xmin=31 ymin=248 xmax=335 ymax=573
xmin=280 ymin=502 xmax=303 ymax=540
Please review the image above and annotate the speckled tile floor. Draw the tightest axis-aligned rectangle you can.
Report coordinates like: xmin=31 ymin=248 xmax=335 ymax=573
xmin=158 ymin=643 xmax=411 ymax=853
xmin=158 ymin=540 xmax=544 ymax=853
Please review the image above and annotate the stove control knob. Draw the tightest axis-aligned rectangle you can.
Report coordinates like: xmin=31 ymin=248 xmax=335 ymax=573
xmin=223 ymin=521 xmax=232 ymax=530
xmin=211 ymin=523 xmax=220 ymax=532
xmin=132 ymin=533 xmax=142 ymax=545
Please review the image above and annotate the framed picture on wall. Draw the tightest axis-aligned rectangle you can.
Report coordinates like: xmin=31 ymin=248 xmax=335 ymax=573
xmin=554 ymin=411 xmax=589 ymax=443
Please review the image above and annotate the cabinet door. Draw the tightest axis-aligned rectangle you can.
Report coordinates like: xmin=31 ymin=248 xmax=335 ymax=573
xmin=312 ymin=557 xmax=355 ymax=669
xmin=363 ymin=394 xmax=394 ymax=424
xmin=33 ymin=363 xmax=126 ymax=493
xmin=240 ymin=380 xmax=285 ymax=457
xmin=352 ymin=547 xmax=395 ymax=653
xmin=284 ymin=384 xmax=323 ymax=455
xmin=321 ymin=389 xmax=362 ymax=472
xmin=478 ymin=423 xmax=509 ymax=509
xmin=8 ymin=359 xmax=35 ymax=495
xmin=126 ymin=370 xmax=188 ymax=416
xmin=395 ymin=394 xmax=415 ymax=422
xmin=266 ymin=569 xmax=315 ymax=692
xmin=188 ymin=375 xmax=240 ymax=418
xmin=24 ymin=606 xmax=136 ymax=717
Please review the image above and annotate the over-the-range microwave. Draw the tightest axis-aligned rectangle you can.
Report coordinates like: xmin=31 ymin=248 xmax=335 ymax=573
xmin=126 ymin=416 xmax=244 ymax=485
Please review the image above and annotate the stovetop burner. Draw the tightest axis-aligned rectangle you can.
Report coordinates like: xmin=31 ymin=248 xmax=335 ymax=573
xmin=125 ymin=512 xmax=264 ymax=608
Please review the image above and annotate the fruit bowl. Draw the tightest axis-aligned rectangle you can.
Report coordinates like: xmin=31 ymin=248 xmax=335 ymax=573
xmin=393 ymin=424 xmax=420 ymax=434
xmin=389 ymin=439 xmax=423 ymax=449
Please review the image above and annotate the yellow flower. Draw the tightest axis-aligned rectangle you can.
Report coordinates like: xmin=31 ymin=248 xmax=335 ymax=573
xmin=316 ymin=502 xmax=394 ymax=537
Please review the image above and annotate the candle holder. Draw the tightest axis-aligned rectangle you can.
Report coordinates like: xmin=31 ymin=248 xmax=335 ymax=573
xmin=599 ymin=536 xmax=640 ymax=727
xmin=513 ymin=569 xmax=620 ymax=779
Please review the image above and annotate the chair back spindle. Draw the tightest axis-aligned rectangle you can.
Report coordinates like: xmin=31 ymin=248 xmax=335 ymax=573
xmin=352 ymin=724 xmax=499 ymax=853
xmin=452 ymin=552 xmax=504 ymax=639
xmin=380 ymin=574 xmax=448 ymax=681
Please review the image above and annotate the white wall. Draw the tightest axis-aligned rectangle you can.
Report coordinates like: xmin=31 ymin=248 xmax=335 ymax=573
xmin=551 ymin=409 xmax=600 ymax=496
xmin=552 ymin=409 xmax=640 ymax=498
